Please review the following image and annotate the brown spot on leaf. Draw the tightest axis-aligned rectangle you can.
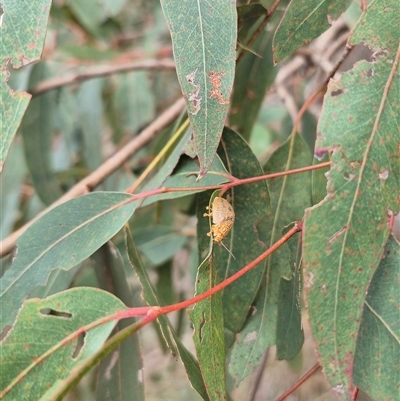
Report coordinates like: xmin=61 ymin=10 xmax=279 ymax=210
xmin=209 ymin=70 xmax=229 ymax=104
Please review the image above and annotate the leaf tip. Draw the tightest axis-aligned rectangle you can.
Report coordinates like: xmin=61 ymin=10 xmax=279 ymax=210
xmin=196 ymin=170 xmax=206 ymax=181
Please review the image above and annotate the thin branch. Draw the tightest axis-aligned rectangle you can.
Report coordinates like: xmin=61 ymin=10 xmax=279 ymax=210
xmin=351 ymin=386 xmax=360 ymax=401
xmin=0 ymin=97 xmax=186 ymax=257
xmin=159 ymin=224 xmax=301 ymax=314
xmin=292 ymin=43 xmax=352 ymax=133
xmin=236 ymin=0 xmax=282 ymax=64
xmin=275 ymin=363 xmax=321 ymax=401
xmin=1 ymin=224 xmax=301 ymax=399
xmin=30 ymin=58 xmax=176 ymax=97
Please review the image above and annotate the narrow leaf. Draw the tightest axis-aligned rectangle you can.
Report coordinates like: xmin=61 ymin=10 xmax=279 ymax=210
xmin=125 ymin=227 xmax=210 ymax=401
xmin=229 ymin=134 xmax=311 ymax=384
xmin=1 ymin=0 xmax=51 ymax=171
xmin=273 ymin=0 xmax=351 ymax=63
xmin=94 ymin=242 xmax=144 ymax=401
xmin=197 ymin=128 xmax=271 ymax=348
xmin=276 ymin=226 xmax=304 ymax=360
xmin=160 ymin=0 xmax=237 ymax=177
xmin=20 ymin=63 xmax=63 ymax=204
xmin=189 ymin=253 xmax=227 ymax=401
xmin=230 ymin=14 xmax=275 ymax=140
xmin=353 ymin=236 xmax=400 ymax=401
xmin=1 ymin=192 xmax=136 ymax=329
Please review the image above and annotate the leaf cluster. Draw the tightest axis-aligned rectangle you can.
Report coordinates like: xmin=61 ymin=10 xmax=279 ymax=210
xmin=1 ymin=1 xmax=399 ymax=401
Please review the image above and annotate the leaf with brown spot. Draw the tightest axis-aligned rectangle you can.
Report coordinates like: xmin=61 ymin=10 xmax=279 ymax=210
xmin=303 ymin=2 xmax=400 ymax=397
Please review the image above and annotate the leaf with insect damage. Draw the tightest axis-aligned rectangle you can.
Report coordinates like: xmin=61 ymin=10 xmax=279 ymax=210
xmin=303 ymin=2 xmax=400 ymax=397
xmin=160 ymin=0 xmax=237 ymax=178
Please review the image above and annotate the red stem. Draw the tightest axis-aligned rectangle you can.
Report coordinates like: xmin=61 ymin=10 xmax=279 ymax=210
xmin=133 ymin=223 xmax=301 ymax=317
xmin=128 ymin=162 xmax=332 ymax=203
xmin=351 ymin=386 xmax=360 ymax=401
xmin=275 ymin=363 xmax=321 ymax=401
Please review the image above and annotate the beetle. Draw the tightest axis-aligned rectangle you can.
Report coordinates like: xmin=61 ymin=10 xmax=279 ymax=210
xmin=203 ymin=196 xmax=236 ymax=259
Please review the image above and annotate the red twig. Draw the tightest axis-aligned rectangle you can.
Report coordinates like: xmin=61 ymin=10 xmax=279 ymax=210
xmin=351 ymin=386 xmax=360 ymax=401
xmin=275 ymin=363 xmax=321 ymax=401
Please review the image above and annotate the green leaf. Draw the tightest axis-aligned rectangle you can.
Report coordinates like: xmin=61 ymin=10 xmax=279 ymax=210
xmin=132 ymin=225 xmax=188 ymax=266
xmin=140 ymin=124 xmax=192 ymax=193
xmin=0 ymin=140 xmax=26 ymax=238
xmin=195 ymin=129 xmax=271 ymax=387
xmin=229 ymin=23 xmax=275 ymax=141
xmin=67 ymin=0 xmax=105 ymax=36
xmin=112 ymin=71 xmax=155 ymax=137
xmin=0 ymin=287 xmax=126 ymax=400
xmin=303 ymin=8 xmax=400 ymax=397
xmin=353 ymin=235 xmax=400 ymax=401
xmin=20 ymin=63 xmax=63 ymax=205
xmin=77 ymin=79 xmax=104 ymax=171
xmin=1 ymin=0 xmax=51 ymax=68
xmin=94 ymin=242 xmax=144 ymax=401
xmin=228 ymin=134 xmax=311 ymax=384
xmin=349 ymin=0 xmax=399 ymax=54
xmin=311 ymin=155 xmax=330 ymax=205
xmin=276 ymin=225 xmax=304 ymax=360
xmin=188 ymin=253 xmax=227 ymax=401
xmin=0 ymin=192 xmax=136 ymax=330
xmin=125 ymin=227 xmax=210 ymax=401
xmin=273 ymin=0 xmax=351 ymax=63
xmin=237 ymin=4 xmax=268 ymax=45
xmin=1 ymin=0 xmax=51 ymax=171
xmin=160 ymin=0 xmax=237 ymax=177
xmin=1 ymin=77 xmax=30 ymax=173
xmin=141 ymin=155 xmax=230 ymax=207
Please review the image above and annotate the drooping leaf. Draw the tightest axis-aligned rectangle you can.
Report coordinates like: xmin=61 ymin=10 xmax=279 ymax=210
xmin=20 ymin=63 xmax=63 ymax=204
xmin=276 ymin=225 xmax=304 ymax=360
xmin=160 ymin=0 xmax=237 ymax=178
xmin=237 ymin=4 xmax=268 ymax=45
xmin=1 ymin=76 xmax=30 ymax=173
xmin=94 ymin=242 xmax=144 ymax=401
xmin=1 ymin=0 xmax=51 ymax=171
xmin=111 ymin=71 xmax=155 ymax=138
xmin=353 ymin=235 xmax=400 ymax=401
xmin=132 ymin=225 xmax=188 ymax=266
xmin=273 ymin=0 xmax=351 ymax=63
xmin=230 ymin=11 xmax=275 ymax=141
xmin=0 ymin=287 xmax=126 ymax=401
xmin=77 ymin=79 xmax=104 ymax=171
xmin=0 ymin=140 xmax=26 ymax=238
xmin=228 ymin=134 xmax=312 ymax=384
xmin=0 ymin=192 xmax=136 ymax=330
xmin=194 ymin=129 xmax=272 ymax=390
xmin=140 ymin=124 xmax=192 ymax=195
xmin=303 ymin=2 xmax=400 ymax=397
xmin=125 ymin=227 xmax=210 ymax=401
xmin=67 ymin=0 xmax=106 ymax=36
xmin=188 ymin=251 xmax=227 ymax=401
